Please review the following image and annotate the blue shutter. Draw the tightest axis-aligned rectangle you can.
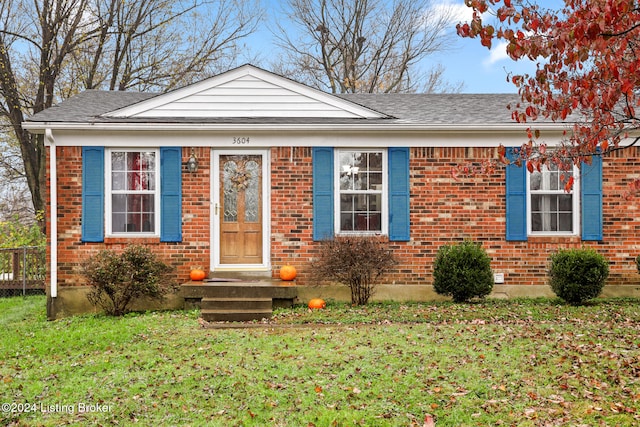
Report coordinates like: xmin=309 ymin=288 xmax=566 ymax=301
xmin=82 ymin=146 xmax=104 ymax=242
xmin=313 ymin=147 xmax=334 ymax=240
xmin=505 ymin=147 xmax=527 ymax=241
xmin=388 ymin=147 xmax=410 ymax=241
xmin=581 ymin=154 xmax=603 ymax=240
xmin=160 ymin=147 xmax=182 ymax=242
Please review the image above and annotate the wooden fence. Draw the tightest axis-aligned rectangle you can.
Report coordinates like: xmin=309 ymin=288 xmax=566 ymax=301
xmin=0 ymin=246 xmax=46 ymax=296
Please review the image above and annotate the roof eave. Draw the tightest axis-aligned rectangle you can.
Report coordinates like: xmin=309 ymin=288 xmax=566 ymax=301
xmin=22 ymin=121 xmax=569 ymax=133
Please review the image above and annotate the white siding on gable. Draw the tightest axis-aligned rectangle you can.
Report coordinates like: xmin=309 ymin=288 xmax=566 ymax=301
xmin=129 ymin=73 xmax=374 ymax=119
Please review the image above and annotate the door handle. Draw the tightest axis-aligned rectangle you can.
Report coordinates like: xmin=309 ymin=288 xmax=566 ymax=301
xmin=215 ymin=203 xmax=219 ymax=215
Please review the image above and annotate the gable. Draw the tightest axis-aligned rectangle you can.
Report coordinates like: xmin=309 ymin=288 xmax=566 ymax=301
xmin=104 ymin=65 xmax=385 ymax=119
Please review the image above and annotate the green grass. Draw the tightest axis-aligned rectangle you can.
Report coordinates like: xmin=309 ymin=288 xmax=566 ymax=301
xmin=1 ymin=296 xmax=639 ymax=426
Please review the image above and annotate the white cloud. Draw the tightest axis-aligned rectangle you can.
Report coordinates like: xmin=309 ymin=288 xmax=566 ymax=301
xmin=483 ymin=40 xmax=510 ymax=67
xmin=431 ymin=0 xmax=480 ymax=25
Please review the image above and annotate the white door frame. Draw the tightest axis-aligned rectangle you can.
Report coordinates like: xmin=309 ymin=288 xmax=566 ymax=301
xmin=210 ymin=148 xmax=271 ymax=271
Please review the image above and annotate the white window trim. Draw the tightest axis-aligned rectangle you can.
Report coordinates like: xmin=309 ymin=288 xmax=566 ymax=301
xmin=105 ymin=148 xmax=161 ymax=237
xmin=526 ymin=164 xmax=580 ymax=236
xmin=334 ymin=148 xmax=388 ymax=236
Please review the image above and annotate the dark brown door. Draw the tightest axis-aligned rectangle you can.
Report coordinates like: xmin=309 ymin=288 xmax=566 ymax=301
xmin=219 ymin=155 xmax=262 ymax=264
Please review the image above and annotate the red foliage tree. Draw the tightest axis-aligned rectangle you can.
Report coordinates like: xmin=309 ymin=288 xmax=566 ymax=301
xmin=457 ymin=0 xmax=640 ymax=195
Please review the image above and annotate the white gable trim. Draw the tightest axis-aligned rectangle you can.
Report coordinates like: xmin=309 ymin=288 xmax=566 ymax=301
xmin=103 ymin=65 xmax=385 ymax=119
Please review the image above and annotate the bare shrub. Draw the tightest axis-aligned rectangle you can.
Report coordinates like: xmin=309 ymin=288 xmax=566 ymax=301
xmin=312 ymin=236 xmax=397 ymax=305
xmin=82 ymin=245 xmax=176 ymax=316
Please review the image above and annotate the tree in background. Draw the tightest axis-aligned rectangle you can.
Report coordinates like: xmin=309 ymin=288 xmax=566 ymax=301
xmin=272 ymin=0 xmax=460 ymax=93
xmin=0 ymin=0 xmax=261 ymax=230
xmin=0 ymin=126 xmax=32 ymax=222
xmin=457 ymin=0 xmax=639 ymax=193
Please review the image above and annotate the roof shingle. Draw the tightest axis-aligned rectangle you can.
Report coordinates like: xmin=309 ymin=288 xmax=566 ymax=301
xmin=27 ymin=90 xmax=523 ymax=125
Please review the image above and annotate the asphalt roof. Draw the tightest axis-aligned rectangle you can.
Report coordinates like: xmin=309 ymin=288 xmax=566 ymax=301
xmin=27 ymin=89 xmax=523 ymax=126
xmin=339 ymin=93 xmax=520 ymax=124
xmin=27 ymin=90 xmax=156 ymax=122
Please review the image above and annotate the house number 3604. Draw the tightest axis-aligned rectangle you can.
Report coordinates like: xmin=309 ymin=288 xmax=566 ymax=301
xmin=233 ymin=137 xmax=250 ymax=144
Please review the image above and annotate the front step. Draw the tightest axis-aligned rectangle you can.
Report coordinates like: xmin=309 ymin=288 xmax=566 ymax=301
xmin=201 ymin=297 xmax=272 ymax=322
xmin=181 ymin=280 xmax=297 ymax=322
xmin=207 ymin=270 xmax=272 ymax=281
xmin=182 ymin=282 xmax=297 ymax=300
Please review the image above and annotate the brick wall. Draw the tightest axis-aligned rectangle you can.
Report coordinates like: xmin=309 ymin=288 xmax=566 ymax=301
xmin=270 ymin=147 xmax=315 ymax=277
xmin=48 ymin=146 xmax=211 ymax=285
xmin=271 ymin=146 xmax=640 ymax=287
xmin=48 ymin=145 xmax=640 ymax=289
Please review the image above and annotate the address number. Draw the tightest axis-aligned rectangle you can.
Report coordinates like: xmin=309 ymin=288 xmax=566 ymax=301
xmin=233 ymin=137 xmax=250 ymax=145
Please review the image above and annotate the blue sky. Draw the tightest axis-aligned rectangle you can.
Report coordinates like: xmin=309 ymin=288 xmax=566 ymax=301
xmin=246 ymin=0 xmax=552 ymax=93
xmin=427 ymin=0 xmax=535 ymax=93
xmin=425 ymin=0 xmax=560 ymax=93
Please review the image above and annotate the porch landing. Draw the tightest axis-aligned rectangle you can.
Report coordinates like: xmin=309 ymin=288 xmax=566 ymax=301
xmin=181 ymin=277 xmax=297 ymax=322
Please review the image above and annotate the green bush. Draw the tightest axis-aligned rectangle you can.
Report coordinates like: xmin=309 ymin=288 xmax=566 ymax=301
xmin=548 ymin=247 xmax=609 ymax=305
xmin=311 ymin=236 xmax=397 ymax=305
xmin=0 ymin=215 xmax=45 ymax=248
xmin=432 ymin=241 xmax=494 ymax=303
xmin=82 ymin=245 xmax=176 ymax=316
xmin=636 ymin=254 xmax=640 ymax=274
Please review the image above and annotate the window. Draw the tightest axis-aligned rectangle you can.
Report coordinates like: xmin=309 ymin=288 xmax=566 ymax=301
xmin=505 ymin=147 xmax=601 ymax=241
xmin=336 ymin=150 xmax=386 ymax=233
xmin=106 ymin=149 xmax=160 ymax=235
xmin=528 ymin=163 xmax=580 ymax=235
xmin=313 ymin=147 xmax=408 ymax=241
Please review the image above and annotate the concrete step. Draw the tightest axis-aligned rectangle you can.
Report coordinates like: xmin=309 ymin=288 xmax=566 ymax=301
xmin=201 ymin=308 xmax=273 ymax=322
xmin=200 ymin=296 xmax=274 ymax=322
xmin=207 ymin=270 xmax=273 ymax=280
xmin=181 ymin=276 xmax=298 ymax=318
xmin=182 ymin=282 xmax=297 ymax=300
xmin=201 ymin=297 xmax=272 ymax=311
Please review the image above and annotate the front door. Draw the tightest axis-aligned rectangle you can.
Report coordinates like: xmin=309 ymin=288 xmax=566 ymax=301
xmin=216 ymin=153 xmax=264 ymax=265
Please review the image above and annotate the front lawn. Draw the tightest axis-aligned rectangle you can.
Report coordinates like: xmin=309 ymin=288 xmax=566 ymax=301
xmin=1 ymin=296 xmax=639 ymax=426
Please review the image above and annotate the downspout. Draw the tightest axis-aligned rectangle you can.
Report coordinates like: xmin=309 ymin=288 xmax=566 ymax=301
xmin=45 ymin=128 xmax=57 ymax=298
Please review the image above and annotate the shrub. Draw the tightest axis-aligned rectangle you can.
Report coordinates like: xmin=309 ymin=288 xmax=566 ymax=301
xmin=432 ymin=241 xmax=494 ymax=303
xmin=0 ymin=215 xmax=45 ymax=248
xmin=82 ymin=245 xmax=176 ymax=316
xmin=636 ymin=255 xmax=640 ymax=274
xmin=548 ymin=247 xmax=609 ymax=305
xmin=311 ymin=236 xmax=397 ymax=305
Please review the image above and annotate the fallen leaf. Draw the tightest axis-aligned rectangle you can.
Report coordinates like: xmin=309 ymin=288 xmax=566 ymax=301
xmin=423 ymin=413 xmax=435 ymax=427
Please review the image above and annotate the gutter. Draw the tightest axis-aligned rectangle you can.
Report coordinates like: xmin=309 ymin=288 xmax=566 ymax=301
xmin=45 ymin=129 xmax=57 ymax=299
xmin=22 ymin=121 xmax=568 ymax=134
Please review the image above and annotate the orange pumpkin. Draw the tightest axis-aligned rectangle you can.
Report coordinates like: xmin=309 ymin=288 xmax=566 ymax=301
xmin=308 ymin=298 xmax=326 ymax=309
xmin=189 ymin=269 xmax=206 ymax=281
xmin=279 ymin=265 xmax=297 ymax=281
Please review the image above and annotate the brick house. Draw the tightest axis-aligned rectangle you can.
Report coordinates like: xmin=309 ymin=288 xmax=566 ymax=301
xmin=24 ymin=65 xmax=640 ymax=319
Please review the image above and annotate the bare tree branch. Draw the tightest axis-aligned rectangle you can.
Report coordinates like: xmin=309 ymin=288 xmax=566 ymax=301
xmin=272 ymin=0 xmax=459 ymax=93
xmin=0 ymin=0 xmax=261 ymax=228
